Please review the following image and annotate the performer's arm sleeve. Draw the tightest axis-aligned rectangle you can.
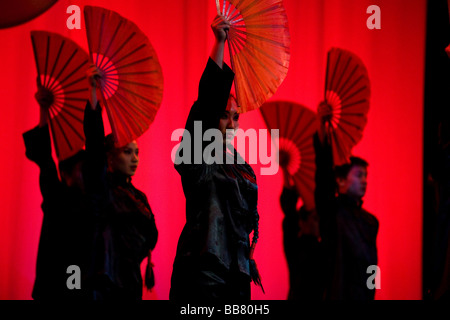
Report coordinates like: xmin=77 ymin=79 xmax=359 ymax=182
xmin=313 ymin=132 xmax=336 ymax=239
xmin=175 ymin=58 xmax=234 ymax=182
xmin=83 ymin=101 xmax=108 ymax=215
xmin=280 ymin=187 xmax=300 ymax=267
xmin=23 ymin=125 xmax=61 ymax=212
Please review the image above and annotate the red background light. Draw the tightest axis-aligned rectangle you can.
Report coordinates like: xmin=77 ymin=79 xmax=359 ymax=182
xmin=0 ymin=0 xmax=425 ymax=300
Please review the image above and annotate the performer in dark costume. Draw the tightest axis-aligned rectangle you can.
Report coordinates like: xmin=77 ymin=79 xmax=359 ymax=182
xmin=314 ymin=111 xmax=379 ymax=300
xmin=279 ymin=171 xmax=323 ymax=300
xmin=23 ymin=81 xmax=91 ymax=300
xmin=84 ymin=66 xmax=158 ymax=300
xmin=169 ymin=15 xmax=262 ymax=301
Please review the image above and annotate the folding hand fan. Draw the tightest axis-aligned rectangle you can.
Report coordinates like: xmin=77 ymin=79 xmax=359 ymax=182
xmin=84 ymin=6 xmax=164 ymax=147
xmin=0 ymin=1 xmax=56 ymax=29
xmin=260 ymin=101 xmax=317 ymax=211
xmin=31 ymin=31 xmax=89 ymax=161
xmin=318 ymin=47 xmax=370 ymax=166
xmin=215 ymin=0 xmax=290 ymax=113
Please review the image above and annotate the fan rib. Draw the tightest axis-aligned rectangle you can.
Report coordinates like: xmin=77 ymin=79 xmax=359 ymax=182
xmin=334 ymin=122 xmax=358 ymax=146
xmin=44 ymin=35 xmax=50 ymax=87
xmin=240 ymin=44 xmax=278 ymax=87
xmin=47 ymin=40 xmax=65 ymax=91
xmin=107 ymin=33 xmax=136 ymax=67
xmin=234 ymin=28 xmax=288 ymax=49
xmin=52 ymin=51 xmax=84 ymax=90
xmin=119 ymin=78 xmax=160 ymax=89
xmin=238 ymin=33 xmax=287 ymax=68
xmin=63 ymin=87 xmax=89 ymax=97
xmin=234 ymin=55 xmax=258 ymax=108
xmin=55 ymin=53 xmax=84 ymax=87
xmin=328 ymin=51 xmax=342 ymax=98
xmin=332 ymin=57 xmax=351 ymax=95
xmin=330 ymin=129 xmax=346 ymax=165
xmin=338 ymin=117 xmax=365 ymax=132
xmin=59 ymin=76 xmax=88 ymax=93
xmin=118 ymin=86 xmax=160 ymax=108
xmin=113 ymin=95 xmax=148 ymax=130
xmin=335 ymin=66 xmax=357 ymax=98
xmin=285 ymin=106 xmax=302 ymax=139
xmin=291 ymin=116 xmax=316 ymax=145
xmin=58 ymin=109 xmax=85 ymax=140
xmin=242 ymin=3 xmax=283 ymax=22
xmin=63 ymin=102 xmax=85 ymax=112
xmin=102 ymin=80 xmax=116 ymax=98
xmin=95 ymin=13 xmax=106 ymax=66
xmin=48 ymin=116 xmax=61 ymax=157
xmin=238 ymin=0 xmax=262 ymax=16
xmin=115 ymin=56 xmax=153 ymax=71
xmin=238 ymin=50 xmax=270 ymax=95
xmin=51 ymin=110 xmax=72 ymax=151
xmin=98 ymin=20 xmax=123 ymax=69
xmin=283 ymin=104 xmax=294 ymax=138
xmin=31 ymin=35 xmax=41 ymax=80
xmin=339 ymin=77 xmax=367 ymax=103
xmin=109 ymin=98 xmax=134 ymax=140
xmin=324 ymin=51 xmax=331 ymax=99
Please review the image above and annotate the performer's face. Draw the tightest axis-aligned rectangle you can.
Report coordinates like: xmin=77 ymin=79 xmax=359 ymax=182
xmin=109 ymin=140 xmax=139 ymax=176
xmin=219 ymin=96 xmax=239 ymax=144
xmin=338 ymin=165 xmax=368 ymax=198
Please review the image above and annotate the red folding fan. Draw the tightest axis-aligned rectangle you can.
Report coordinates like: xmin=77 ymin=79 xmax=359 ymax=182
xmin=260 ymin=101 xmax=317 ymax=211
xmin=318 ymin=47 xmax=370 ymax=166
xmin=215 ymin=0 xmax=290 ymax=113
xmin=84 ymin=6 xmax=164 ymax=148
xmin=31 ymin=31 xmax=89 ymax=161
xmin=0 ymin=0 xmax=56 ymax=29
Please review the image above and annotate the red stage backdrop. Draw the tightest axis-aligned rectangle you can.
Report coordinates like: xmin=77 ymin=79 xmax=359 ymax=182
xmin=0 ymin=0 xmax=425 ymax=300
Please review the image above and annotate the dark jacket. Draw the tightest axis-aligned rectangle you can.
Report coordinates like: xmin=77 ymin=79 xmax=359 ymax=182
xmin=172 ymin=58 xmax=259 ymax=280
xmin=83 ymin=102 xmax=158 ymax=300
xmin=314 ymin=133 xmax=378 ymax=300
xmin=23 ymin=125 xmax=91 ymax=300
xmin=280 ymin=187 xmax=324 ymax=300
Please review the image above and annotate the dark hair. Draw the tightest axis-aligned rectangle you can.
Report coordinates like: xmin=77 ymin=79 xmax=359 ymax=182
xmin=334 ymin=156 xmax=368 ymax=180
xmin=104 ymin=133 xmax=117 ymax=155
xmin=58 ymin=150 xmax=86 ymax=175
xmin=228 ymin=93 xmax=239 ymax=108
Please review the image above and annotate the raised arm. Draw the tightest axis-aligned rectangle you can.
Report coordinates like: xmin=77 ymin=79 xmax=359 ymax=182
xmin=280 ymin=184 xmax=300 ymax=266
xmin=195 ymin=15 xmax=234 ymax=121
xmin=83 ymin=65 xmax=108 ymax=207
xmin=23 ymin=80 xmax=61 ymax=210
xmin=209 ymin=14 xmax=229 ymax=69
xmin=175 ymin=15 xmax=234 ymax=176
xmin=313 ymin=110 xmax=337 ymax=241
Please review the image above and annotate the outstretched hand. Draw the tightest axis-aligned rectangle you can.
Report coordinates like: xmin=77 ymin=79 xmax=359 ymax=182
xmin=211 ymin=14 xmax=230 ymax=43
xmin=35 ymin=77 xmax=53 ymax=128
xmin=317 ymin=101 xmax=331 ymax=144
xmin=34 ymin=77 xmax=53 ymax=109
xmin=210 ymin=15 xmax=230 ymax=68
xmin=86 ymin=64 xmax=103 ymax=88
xmin=86 ymin=64 xmax=102 ymax=109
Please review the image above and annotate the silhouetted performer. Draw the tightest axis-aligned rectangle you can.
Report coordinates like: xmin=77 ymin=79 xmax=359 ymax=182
xmin=428 ymin=119 xmax=450 ymax=300
xmin=84 ymin=66 xmax=158 ymax=300
xmin=23 ymin=82 xmax=91 ymax=300
xmin=169 ymin=14 xmax=262 ymax=301
xmin=314 ymin=125 xmax=379 ymax=300
xmin=280 ymin=179 xmax=323 ymax=300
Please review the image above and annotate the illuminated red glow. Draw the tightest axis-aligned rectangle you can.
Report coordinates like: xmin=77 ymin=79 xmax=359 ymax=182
xmin=0 ymin=0 xmax=425 ymax=300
